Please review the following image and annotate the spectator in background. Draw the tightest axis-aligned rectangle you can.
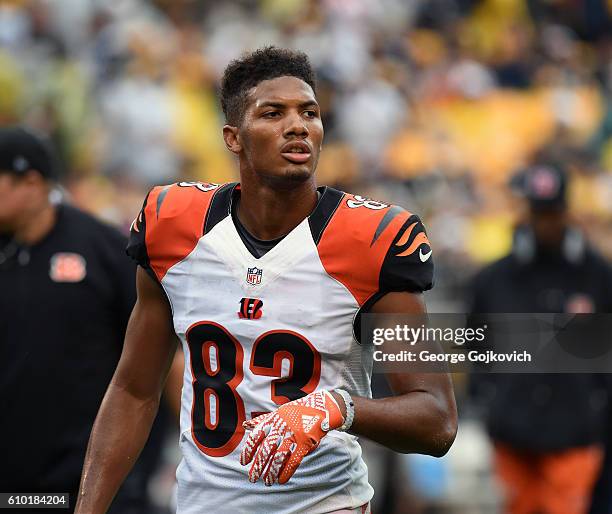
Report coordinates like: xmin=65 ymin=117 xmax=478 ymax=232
xmin=469 ymin=164 xmax=612 ymax=514
xmin=0 ymin=126 xmax=170 ymax=514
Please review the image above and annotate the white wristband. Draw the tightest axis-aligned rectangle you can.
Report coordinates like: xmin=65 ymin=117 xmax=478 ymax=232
xmin=334 ymin=389 xmax=355 ymax=432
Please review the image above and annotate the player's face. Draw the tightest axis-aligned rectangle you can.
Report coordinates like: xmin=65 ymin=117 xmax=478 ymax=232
xmin=233 ymin=76 xmax=323 ymax=186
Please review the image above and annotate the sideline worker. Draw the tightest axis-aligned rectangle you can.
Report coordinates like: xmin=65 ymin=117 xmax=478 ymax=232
xmin=469 ymin=164 xmax=612 ymax=514
xmin=0 ymin=126 xmax=165 ymax=513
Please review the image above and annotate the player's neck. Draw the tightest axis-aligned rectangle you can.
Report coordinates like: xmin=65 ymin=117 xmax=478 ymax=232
xmin=237 ymin=179 xmax=318 ymax=241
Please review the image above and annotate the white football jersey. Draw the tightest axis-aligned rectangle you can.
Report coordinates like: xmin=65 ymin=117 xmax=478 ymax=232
xmin=127 ymin=182 xmax=433 ymax=514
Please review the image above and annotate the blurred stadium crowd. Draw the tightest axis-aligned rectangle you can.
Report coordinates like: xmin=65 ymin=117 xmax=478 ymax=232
xmin=1 ymin=0 xmax=612 ymax=303
xmin=2 ymin=0 xmax=612 ymax=512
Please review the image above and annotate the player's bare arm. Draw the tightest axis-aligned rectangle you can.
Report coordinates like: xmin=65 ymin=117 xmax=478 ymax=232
xmin=349 ymin=291 xmax=457 ymax=455
xmin=75 ymin=268 xmax=177 ymax=514
xmin=241 ymin=292 xmax=457 ymax=485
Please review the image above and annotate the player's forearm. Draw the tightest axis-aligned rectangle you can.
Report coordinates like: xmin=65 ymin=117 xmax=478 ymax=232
xmin=75 ymin=383 xmax=160 ymax=514
xmin=348 ymin=391 xmax=457 ymax=456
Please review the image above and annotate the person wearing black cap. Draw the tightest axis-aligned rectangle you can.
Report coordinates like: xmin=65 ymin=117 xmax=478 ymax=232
xmin=468 ymin=164 xmax=612 ymax=514
xmin=0 ymin=126 xmax=168 ymax=513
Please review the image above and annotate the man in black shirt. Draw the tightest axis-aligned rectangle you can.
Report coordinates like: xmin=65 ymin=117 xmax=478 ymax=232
xmin=470 ymin=164 xmax=612 ymax=514
xmin=0 ymin=126 xmax=162 ymax=513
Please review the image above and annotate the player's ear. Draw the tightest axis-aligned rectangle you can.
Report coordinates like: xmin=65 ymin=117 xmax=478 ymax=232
xmin=223 ymin=125 xmax=242 ymax=155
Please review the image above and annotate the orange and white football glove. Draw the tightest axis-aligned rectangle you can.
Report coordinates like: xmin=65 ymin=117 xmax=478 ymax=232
xmin=239 ymin=390 xmax=345 ymax=486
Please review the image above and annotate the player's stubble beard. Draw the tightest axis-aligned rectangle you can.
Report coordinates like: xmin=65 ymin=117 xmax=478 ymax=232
xmin=256 ymin=163 xmax=318 ymax=191
xmin=240 ymin=145 xmax=321 ymax=192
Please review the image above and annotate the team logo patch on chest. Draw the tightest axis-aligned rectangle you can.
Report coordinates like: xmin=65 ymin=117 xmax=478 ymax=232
xmin=238 ymin=298 xmax=263 ymax=319
xmin=246 ymin=266 xmax=263 ymax=285
xmin=50 ymin=253 xmax=87 ymax=282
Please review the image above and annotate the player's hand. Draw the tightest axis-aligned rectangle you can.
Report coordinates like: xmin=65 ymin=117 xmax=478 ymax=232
xmin=239 ymin=390 xmax=345 ymax=486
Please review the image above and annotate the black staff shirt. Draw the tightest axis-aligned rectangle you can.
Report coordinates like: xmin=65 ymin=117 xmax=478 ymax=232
xmin=0 ymin=203 xmax=136 ymax=501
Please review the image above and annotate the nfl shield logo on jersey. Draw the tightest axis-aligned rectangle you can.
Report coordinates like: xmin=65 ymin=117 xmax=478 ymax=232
xmin=246 ymin=267 xmax=263 ymax=285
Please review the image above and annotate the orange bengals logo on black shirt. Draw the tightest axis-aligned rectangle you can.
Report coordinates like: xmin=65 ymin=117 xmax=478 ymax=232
xmin=49 ymin=253 xmax=87 ymax=282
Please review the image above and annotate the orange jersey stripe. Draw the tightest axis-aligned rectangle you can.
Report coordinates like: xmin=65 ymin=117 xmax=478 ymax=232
xmin=396 ymin=231 xmax=430 ymax=257
xmin=395 ymin=221 xmax=417 ymax=247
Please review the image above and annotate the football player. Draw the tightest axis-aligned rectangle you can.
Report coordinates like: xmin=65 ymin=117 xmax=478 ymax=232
xmin=76 ymin=47 xmax=457 ymax=514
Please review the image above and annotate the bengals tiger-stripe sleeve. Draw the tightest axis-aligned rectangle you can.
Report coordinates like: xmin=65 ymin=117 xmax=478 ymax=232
xmin=126 ymin=189 xmax=154 ymax=277
xmin=126 ymin=182 xmax=221 ymax=283
xmin=379 ymin=213 xmax=434 ymax=294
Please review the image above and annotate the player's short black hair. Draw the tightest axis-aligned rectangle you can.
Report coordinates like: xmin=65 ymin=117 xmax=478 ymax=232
xmin=220 ymin=46 xmax=316 ymax=125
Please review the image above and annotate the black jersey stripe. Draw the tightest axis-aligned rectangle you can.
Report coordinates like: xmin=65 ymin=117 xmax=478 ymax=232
xmin=370 ymin=205 xmax=404 ymax=247
xmin=308 ymin=186 xmax=344 ymax=245
xmin=204 ymin=182 xmax=237 ymax=235
xmin=155 ymin=185 xmax=171 ymax=219
xmin=126 ymin=190 xmax=160 ymax=285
